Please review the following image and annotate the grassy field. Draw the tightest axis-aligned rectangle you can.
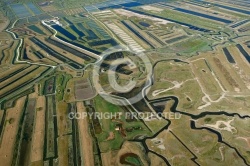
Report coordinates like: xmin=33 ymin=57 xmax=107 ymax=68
xmin=200 ymin=95 xmax=250 ymax=116
xmin=158 ymin=37 xmax=212 ymax=55
xmin=191 ymin=58 xmax=223 ymax=100
xmin=205 ymin=49 xmax=246 ymax=92
xmin=94 ymin=95 xmax=124 ymax=152
xmin=64 ymin=78 xmax=75 ymax=102
xmin=56 ymin=73 xmax=72 ymax=101
xmin=148 ymin=60 xmax=204 ymax=112
xmin=148 ymin=152 xmax=166 ymax=166
xmin=150 ymin=105 xmax=247 ymax=165
xmin=228 ymin=46 xmax=250 ymax=91
xmin=94 ymin=95 xmax=152 ymax=152
xmin=197 ymin=115 xmax=250 ymax=165
xmin=146 ymin=130 xmax=195 ymax=165
xmin=114 ymin=141 xmax=149 ymax=166
xmin=137 ymin=7 xmax=224 ymax=31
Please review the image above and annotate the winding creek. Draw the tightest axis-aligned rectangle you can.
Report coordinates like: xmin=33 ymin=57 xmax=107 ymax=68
xmin=129 ymin=94 xmax=250 ymax=165
xmin=127 ymin=59 xmax=250 ymax=165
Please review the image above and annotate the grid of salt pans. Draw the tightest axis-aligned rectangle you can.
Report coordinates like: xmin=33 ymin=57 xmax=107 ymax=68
xmin=105 ymin=22 xmax=145 ymax=53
